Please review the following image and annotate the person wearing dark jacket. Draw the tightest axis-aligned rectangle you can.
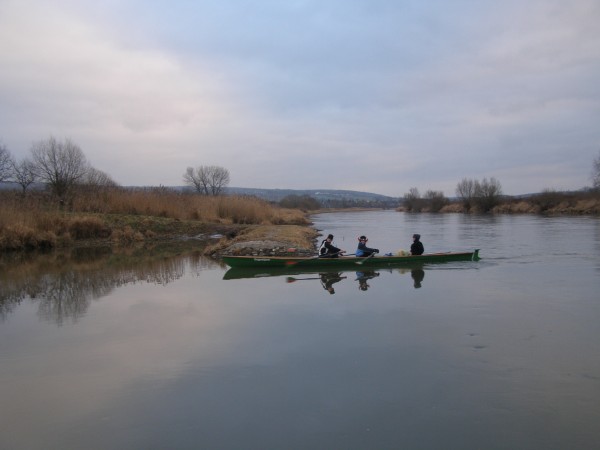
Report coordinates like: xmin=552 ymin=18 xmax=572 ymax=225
xmin=319 ymin=234 xmax=345 ymax=258
xmin=356 ymin=236 xmax=379 ymax=257
xmin=410 ymin=234 xmax=424 ymax=255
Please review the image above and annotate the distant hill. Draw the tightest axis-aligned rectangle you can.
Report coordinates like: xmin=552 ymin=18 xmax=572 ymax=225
xmin=224 ymin=187 xmax=400 ymax=206
xmin=0 ymin=182 xmax=400 ymax=207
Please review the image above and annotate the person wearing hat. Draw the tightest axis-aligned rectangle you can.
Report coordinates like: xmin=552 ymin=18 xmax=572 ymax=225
xmin=319 ymin=234 xmax=345 ymax=258
xmin=356 ymin=235 xmax=379 ymax=257
xmin=410 ymin=234 xmax=424 ymax=255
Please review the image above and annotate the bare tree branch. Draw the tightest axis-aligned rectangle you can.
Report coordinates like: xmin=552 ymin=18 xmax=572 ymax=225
xmin=473 ymin=177 xmax=503 ymax=212
xmin=592 ymin=151 xmax=600 ymax=190
xmin=456 ymin=178 xmax=475 ymax=210
xmin=0 ymin=142 xmax=13 ymax=182
xmin=30 ymin=137 xmax=90 ymax=203
xmin=11 ymin=158 xmax=37 ymax=194
xmin=183 ymin=165 xmax=230 ymax=195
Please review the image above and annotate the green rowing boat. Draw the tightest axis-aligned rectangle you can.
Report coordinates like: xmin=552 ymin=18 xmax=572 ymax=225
xmin=222 ymin=249 xmax=480 ymax=269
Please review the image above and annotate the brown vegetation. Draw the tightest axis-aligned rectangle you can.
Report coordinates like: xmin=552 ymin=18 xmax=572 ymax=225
xmin=401 ymin=190 xmax=600 ymax=215
xmin=0 ymin=189 xmax=310 ymax=252
xmin=204 ymin=224 xmax=319 ymax=257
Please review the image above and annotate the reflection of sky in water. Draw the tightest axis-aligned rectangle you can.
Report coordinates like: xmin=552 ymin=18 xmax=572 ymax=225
xmin=1 ymin=212 xmax=600 ymax=449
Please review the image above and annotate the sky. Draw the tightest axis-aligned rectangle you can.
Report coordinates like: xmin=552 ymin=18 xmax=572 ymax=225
xmin=1 ymin=0 xmax=599 ymax=197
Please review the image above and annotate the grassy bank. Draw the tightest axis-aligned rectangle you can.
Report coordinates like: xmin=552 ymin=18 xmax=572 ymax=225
xmin=437 ymin=196 xmax=600 ymax=214
xmin=397 ymin=191 xmax=600 ymax=214
xmin=0 ymin=190 xmax=310 ymax=252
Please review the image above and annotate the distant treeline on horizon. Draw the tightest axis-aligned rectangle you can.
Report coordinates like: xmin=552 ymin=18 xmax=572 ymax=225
xmin=0 ymin=180 xmax=585 ymax=205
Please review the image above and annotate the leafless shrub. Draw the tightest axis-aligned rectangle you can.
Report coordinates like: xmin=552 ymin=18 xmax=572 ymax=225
xmin=403 ymin=187 xmax=425 ymax=212
xmin=424 ymin=190 xmax=449 ymax=212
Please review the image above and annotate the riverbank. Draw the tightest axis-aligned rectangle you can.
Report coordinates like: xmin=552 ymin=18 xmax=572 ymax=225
xmin=205 ymin=224 xmax=319 ymax=257
xmin=3 ymin=189 xmax=598 ymax=255
xmin=0 ymin=213 xmax=319 ymax=256
xmin=0 ymin=191 xmax=311 ymax=252
xmin=437 ymin=197 xmax=600 ymax=214
xmin=398 ymin=193 xmax=600 ymax=214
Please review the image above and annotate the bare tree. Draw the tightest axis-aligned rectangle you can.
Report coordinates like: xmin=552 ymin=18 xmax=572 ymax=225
xmin=403 ymin=187 xmax=424 ymax=212
xmin=183 ymin=165 xmax=230 ymax=195
xmin=473 ymin=177 xmax=503 ymax=212
xmin=424 ymin=190 xmax=449 ymax=212
xmin=592 ymin=151 xmax=600 ymax=190
xmin=456 ymin=178 xmax=475 ymax=210
xmin=0 ymin=142 xmax=13 ymax=182
xmin=11 ymin=158 xmax=37 ymax=194
xmin=207 ymin=166 xmax=230 ymax=195
xmin=30 ymin=137 xmax=90 ymax=203
xmin=183 ymin=167 xmax=208 ymax=194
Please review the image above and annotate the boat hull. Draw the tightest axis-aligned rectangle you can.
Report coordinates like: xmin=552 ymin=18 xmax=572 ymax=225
xmin=222 ymin=249 xmax=480 ymax=269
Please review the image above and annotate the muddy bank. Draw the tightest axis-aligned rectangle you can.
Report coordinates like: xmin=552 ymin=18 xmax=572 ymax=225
xmin=206 ymin=224 xmax=319 ymax=257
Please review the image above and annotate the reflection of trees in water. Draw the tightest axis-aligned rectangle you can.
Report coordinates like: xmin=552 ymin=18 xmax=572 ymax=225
xmin=0 ymin=247 xmax=220 ymax=324
xmin=35 ymin=271 xmax=106 ymax=325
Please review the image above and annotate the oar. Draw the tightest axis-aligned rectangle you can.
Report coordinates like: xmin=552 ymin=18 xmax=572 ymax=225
xmin=356 ymin=252 xmax=376 ymax=265
xmin=285 ymin=255 xmax=320 ymax=266
xmin=286 ymin=250 xmax=344 ymax=266
xmin=286 ymin=276 xmax=321 ymax=283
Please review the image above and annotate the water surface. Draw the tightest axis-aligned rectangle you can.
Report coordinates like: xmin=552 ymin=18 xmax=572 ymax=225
xmin=1 ymin=211 xmax=599 ymax=449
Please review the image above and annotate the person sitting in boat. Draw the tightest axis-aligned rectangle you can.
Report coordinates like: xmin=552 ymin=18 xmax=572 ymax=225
xmin=356 ymin=235 xmax=379 ymax=257
xmin=319 ymin=234 xmax=345 ymax=258
xmin=410 ymin=234 xmax=424 ymax=255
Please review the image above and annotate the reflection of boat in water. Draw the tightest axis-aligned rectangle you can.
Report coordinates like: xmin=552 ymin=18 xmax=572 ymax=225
xmin=222 ymin=266 xmax=347 ymax=280
xmin=223 ymin=263 xmax=448 ymax=292
xmin=223 ymin=261 xmax=429 ymax=281
xmin=222 ymin=249 xmax=480 ymax=269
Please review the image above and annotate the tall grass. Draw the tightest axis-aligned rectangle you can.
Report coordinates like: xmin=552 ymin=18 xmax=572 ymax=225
xmin=0 ymin=189 xmax=309 ymax=251
xmin=72 ymin=189 xmax=308 ymax=223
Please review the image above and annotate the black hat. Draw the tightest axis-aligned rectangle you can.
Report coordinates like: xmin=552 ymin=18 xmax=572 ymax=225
xmin=413 ymin=234 xmax=421 ymax=240
xmin=359 ymin=235 xmax=367 ymax=240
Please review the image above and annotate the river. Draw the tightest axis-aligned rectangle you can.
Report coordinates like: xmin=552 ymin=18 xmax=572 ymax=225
xmin=1 ymin=211 xmax=599 ymax=449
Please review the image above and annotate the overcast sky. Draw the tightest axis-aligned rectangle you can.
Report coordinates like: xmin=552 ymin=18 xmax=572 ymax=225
xmin=1 ymin=0 xmax=599 ymax=196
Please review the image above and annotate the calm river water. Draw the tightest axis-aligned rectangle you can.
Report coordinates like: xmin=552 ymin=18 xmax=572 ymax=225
xmin=1 ymin=211 xmax=599 ymax=449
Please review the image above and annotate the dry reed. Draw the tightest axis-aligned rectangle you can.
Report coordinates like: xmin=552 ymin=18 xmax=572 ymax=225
xmin=0 ymin=189 xmax=309 ymax=251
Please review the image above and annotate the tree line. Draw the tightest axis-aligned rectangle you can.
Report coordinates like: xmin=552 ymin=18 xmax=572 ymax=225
xmin=3 ymin=136 xmax=599 ymax=213
xmin=403 ymin=151 xmax=600 ymax=214
xmin=403 ymin=177 xmax=504 ymax=213
xmin=0 ymin=137 xmax=233 ymax=206
xmin=0 ymin=137 xmax=117 ymax=206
